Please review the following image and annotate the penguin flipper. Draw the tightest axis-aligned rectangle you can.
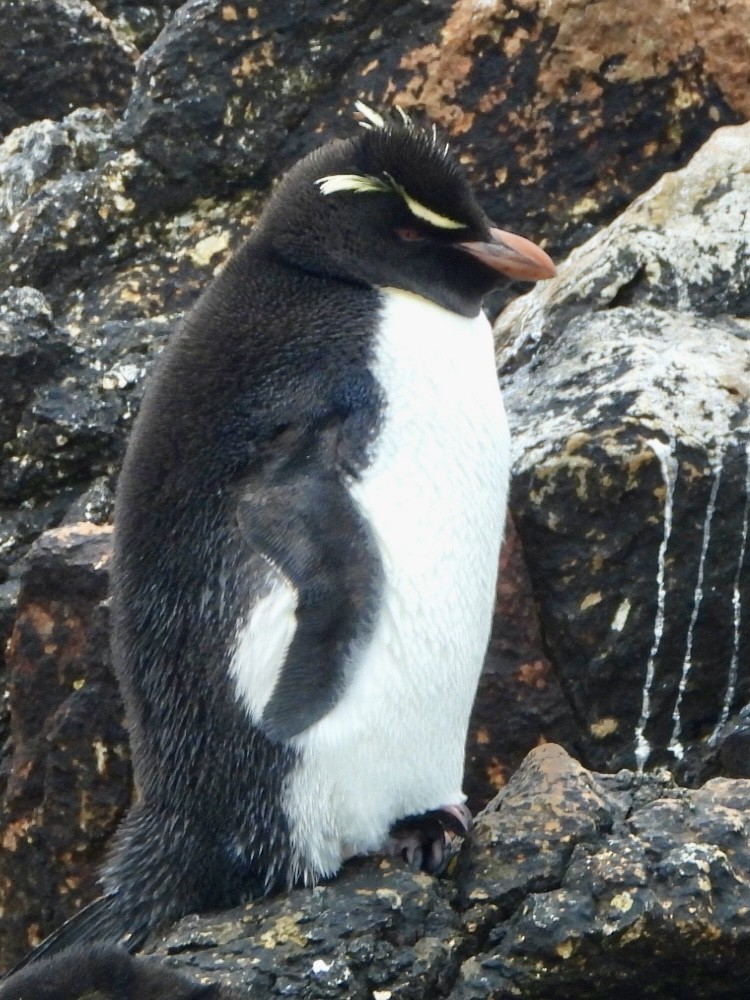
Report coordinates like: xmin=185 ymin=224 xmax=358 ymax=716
xmin=3 ymin=892 xmax=147 ymax=978
xmin=237 ymin=465 xmax=382 ymax=743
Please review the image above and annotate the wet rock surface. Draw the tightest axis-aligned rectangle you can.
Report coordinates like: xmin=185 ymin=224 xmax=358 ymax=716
xmin=496 ymin=122 xmax=750 ymax=784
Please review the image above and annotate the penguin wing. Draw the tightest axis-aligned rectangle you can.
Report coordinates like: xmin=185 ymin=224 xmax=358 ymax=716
xmin=235 ymin=429 xmax=382 ymax=744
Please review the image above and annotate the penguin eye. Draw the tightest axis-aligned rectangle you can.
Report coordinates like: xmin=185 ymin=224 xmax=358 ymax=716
xmin=395 ymin=227 xmax=426 ymax=242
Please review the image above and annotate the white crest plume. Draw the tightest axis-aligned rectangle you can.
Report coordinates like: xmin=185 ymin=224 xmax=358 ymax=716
xmin=354 ymin=101 xmax=414 ymax=131
xmin=395 ymin=105 xmax=413 ymax=127
xmin=353 ymin=101 xmax=386 ymax=130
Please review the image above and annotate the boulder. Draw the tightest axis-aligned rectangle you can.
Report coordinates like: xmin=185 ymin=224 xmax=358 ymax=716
xmin=496 ymin=122 xmax=750 ymax=784
xmin=0 ymin=0 xmax=745 ymax=608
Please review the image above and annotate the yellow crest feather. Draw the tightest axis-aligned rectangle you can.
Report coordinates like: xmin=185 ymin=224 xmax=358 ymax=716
xmin=316 ymin=173 xmax=392 ymax=196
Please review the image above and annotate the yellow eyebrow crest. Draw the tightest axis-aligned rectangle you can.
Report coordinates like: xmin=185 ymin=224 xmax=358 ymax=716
xmin=316 ymin=172 xmax=468 ymax=231
xmin=316 ymin=173 xmax=392 ymax=196
xmin=388 ymin=178 xmax=467 ymax=231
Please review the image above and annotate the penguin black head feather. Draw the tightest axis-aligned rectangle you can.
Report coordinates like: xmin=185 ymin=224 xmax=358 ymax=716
xmin=0 ymin=945 xmax=231 ymax=1000
xmin=255 ymin=103 xmax=555 ymax=317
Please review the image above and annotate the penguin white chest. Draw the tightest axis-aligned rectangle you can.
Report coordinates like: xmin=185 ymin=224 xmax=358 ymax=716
xmin=284 ymin=286 xmax=511 ymax=879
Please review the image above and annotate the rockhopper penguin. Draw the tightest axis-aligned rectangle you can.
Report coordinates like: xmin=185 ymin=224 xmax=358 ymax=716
xmin=11 ymin=104 xmax=555 ymax=967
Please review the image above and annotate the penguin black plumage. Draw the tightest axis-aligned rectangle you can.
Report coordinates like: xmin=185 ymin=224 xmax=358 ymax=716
xmin=0 ymin=944 xmax=240 ymax=1000
xmin=10 ymin=104 xmax=555 ymax=968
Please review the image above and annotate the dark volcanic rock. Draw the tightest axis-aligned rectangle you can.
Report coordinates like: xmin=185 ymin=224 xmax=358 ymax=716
xmin=0 ymin=0 xmax=136 ymax=137
xmin=0 ymin=288 xmax=72 ymax=482
xmin=496 ymin=122 xmax=750 ymax=783
xmin=2 ymin=521 xmax=750 ymax=989
xmin=5 ymin=744 xmax=747 ymax=995
xmin=117 ymin=0 xmax=407 ymax=195
xmin=0 ymin=111 xmax=157 ymax=293
xmin=146 ymin=861 xmax=464 ymax=998
xmin=466 ymin=514 xmax=579 ymax=806
xmin=0 ymin=109 xmax=115 ymax=225
xmin=454 ymin=745 xmax=750 ymax=1000
xmin=0 ymin=272 xmax=168 ymax=575
xmin=90 ymin=1 xmax=184 ymax=51
xmin=299 ymin=0 xmax=745 ymax=295
xmin=0 ymin=524 xmax=131 ymax=971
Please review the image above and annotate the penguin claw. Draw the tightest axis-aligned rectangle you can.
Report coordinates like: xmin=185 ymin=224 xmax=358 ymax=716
xmin=438 ymin=802 xmax=473 ymax=837
xmin=387 ymin=804 xmax=472 ymax=875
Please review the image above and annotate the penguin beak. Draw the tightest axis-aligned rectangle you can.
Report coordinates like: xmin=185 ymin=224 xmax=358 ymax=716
xmin=458 ymin=227 xmax=556 ymax=281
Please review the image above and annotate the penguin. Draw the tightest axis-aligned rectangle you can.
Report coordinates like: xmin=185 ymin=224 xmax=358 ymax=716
xmin=9 ymin=103 xmax=555 ymax=969
xmin=0 ymin=944 xmax=240 ymax=1000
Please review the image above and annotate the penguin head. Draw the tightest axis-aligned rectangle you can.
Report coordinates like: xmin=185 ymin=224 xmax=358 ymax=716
xmin=258 ymin=104 xmax=555 ymax=317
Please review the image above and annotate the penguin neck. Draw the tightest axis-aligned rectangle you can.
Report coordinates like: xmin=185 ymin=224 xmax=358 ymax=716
xmin=377 ymin=285 xmax=484 ymax=322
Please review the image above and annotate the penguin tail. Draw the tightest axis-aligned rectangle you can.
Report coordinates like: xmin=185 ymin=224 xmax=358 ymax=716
xmin=3 ymin=892 xmax=149 ymax=979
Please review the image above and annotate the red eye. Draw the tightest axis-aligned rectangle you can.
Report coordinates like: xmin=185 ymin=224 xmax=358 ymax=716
xmin=395 ymin=227 xmax=425 ymax=242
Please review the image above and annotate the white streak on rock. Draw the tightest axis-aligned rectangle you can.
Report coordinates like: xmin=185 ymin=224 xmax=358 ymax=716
xmin=669 ymin=459 xmax=723 ymax=760
xmin=634 ymin=437 xmax=677 ymax=772
xmin=709 ymin=440 xmax=750 ymax=746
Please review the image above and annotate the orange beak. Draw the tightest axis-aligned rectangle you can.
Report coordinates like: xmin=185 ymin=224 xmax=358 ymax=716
xmin=458 ymin=227 xmax=556 ymax=282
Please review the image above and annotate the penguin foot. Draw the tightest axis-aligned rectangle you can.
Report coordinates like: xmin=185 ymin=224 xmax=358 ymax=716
xmin=387 ymin=804 xmax=472 ymax=875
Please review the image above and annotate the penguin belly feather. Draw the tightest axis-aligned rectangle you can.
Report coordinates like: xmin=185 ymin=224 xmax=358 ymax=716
xmin=229 ymin=287 xmax=510 ymax=881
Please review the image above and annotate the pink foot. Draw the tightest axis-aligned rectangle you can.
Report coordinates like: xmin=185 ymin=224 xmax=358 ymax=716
xmin=387 ymin=804 xmax=472 ymax=874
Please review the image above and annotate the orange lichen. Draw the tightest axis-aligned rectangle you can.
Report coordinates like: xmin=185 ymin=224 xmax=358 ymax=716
xmin=393 ymin=0 xmax=515 ymax=132
xmin=517 ymin=660 xmax=548 ymax=689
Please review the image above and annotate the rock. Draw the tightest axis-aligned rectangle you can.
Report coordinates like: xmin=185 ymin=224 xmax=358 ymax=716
xmin=0 ymin=517 xmax=555 ymax=962
xmin=0 ymin=110 xmax=158 ymax=293
xmin=0 ymin=110 xmax=115 ymax=225
xmin=90 ymin=1 xmax=185 ymax=52
xmin=0 ymin=288 xmax=72 ymax=484
xmin=3 ymin=528 xmax=750 ymax=990
xmin=0 ymin=0 xmax=136 ymax=137
xmin=145 ymin=860 xmax=464 ymax=998
xmin=307 ymin=0 xmax=746 ymax=274
xmin=0 ymin=0 xmax=743 ymax=575
xmin=0 ymin=266 xmax=138 ymax=573
xmin=495 ymin=122 xmax=750 ymax=783
xmin=0 ymin=524 xmax=131 ymax=970
xmin=0 ymin=286 xmax=79 ymax=607
xmin=454 ymin=745 xmax=750 ymax=999
xmin=108 ymin=745 xmax=748 ymax=999
xmin=3 ymin=1 xmax=744 ymax=320
xmin=466 ymin=514 xmax=579 ymax=806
